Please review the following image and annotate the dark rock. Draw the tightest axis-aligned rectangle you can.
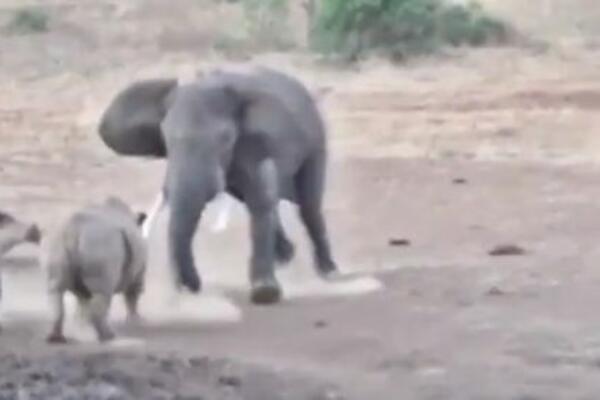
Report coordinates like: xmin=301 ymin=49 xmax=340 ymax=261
xmin=452 ymin=178 xmax=467 ymax=184
xmin=488 ymin=244 xmax=527 ymax=256
xmin=159 ymin=359 xmax=175 ymax=372
xmin=188 ymin=356 xmax=211 ymax=368
xmin=217 ymin=374 xmax=242 ymax=388
xmin=388 ymin=238 xmax=411 ymax=247
xmin=486 ymin=286 xmax=506 ymax=296
xmin=314 ymin=320 xmax=328 ymax=329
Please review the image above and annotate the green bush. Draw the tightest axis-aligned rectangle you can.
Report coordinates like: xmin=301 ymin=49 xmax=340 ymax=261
xmin=311 ymin=0 xmax=510 ymax=61
xmin=6 ymin=7 xmax=49 ymax=35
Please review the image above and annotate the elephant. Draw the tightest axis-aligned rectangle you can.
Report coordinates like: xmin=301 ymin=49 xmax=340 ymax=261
xmin=98 ymin=65 xmax=339 ymax=304
xmin=42 ymin=197 xmax=147 ymax=343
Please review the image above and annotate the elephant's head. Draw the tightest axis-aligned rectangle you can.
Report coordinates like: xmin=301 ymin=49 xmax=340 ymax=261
xmin=98 ymin=71 xmax=274 ymax=293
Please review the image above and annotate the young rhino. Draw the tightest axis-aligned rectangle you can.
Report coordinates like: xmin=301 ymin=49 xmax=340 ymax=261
xmin=42 ymin=197 xmax=147 ymax=344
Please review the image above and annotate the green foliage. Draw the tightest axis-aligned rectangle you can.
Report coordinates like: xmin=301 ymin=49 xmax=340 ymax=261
xmin=311 ymin=0 xmax=510 ymax=61
xmin=6 ymin=7 xmax=49 ymax=35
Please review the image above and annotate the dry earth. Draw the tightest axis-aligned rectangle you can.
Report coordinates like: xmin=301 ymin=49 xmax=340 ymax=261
xmin=3 ymin=1 xmax=600 ymax=399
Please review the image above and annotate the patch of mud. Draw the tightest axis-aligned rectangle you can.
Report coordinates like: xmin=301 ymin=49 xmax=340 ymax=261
xmin=0 ymin=352 xmax=342 ymax=400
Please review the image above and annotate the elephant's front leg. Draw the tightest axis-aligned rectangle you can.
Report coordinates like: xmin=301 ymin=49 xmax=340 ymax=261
xmin=243 ymin=159 xmax=281 ymax=305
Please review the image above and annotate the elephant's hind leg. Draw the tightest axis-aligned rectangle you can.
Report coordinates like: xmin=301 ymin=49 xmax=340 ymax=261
xmin=295 ymin=152 xmax=338 ymax=276
xmin=228 ymin=185 xmax=295 ymax=267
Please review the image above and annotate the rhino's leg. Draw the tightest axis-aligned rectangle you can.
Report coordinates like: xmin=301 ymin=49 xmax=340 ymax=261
xmin=89 ymin=293 xmax=115 ymax=342
xmin=46 ymin=290 xmax=67 ymax=344
xmin=124 ymin=280 xmax=144 ymax=327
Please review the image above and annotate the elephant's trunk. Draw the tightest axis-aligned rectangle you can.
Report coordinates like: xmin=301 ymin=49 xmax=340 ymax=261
xmin=166 ymin=164 xmax=223 ymax=293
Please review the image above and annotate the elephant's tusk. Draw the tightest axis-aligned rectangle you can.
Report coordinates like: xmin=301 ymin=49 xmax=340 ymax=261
xmin=142 ymin=192 xmax=165 ymax=239
xmin=208 ymin=193 xmax=232 ymax=233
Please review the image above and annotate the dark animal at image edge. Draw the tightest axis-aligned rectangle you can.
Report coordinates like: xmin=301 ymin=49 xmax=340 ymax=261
xmin=98 ymin=65 xmax=339 ymax=304
xmin=0 ymin=211 xmax=41 ymax=331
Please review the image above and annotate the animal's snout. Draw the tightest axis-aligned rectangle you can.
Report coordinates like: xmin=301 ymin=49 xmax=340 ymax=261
xmin=25 ymin=224 xmax=41 ymax=244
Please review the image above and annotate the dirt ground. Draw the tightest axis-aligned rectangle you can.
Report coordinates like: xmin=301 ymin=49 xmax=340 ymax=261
xmin=3 ymin=1 xmax=600 ymax=399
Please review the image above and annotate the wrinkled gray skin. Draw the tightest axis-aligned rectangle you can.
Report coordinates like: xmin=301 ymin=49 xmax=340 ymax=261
xmin=98 ymin=65 xmax=338 ymax=304
xmin=0 ymin=211 xmax=40 ymax=331
xmin=42 ymin=197 xmax=147 ymax=343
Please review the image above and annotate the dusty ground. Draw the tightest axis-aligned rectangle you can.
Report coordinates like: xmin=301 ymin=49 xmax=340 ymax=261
xmin=3 ymin=1 xmax=600 ymax=399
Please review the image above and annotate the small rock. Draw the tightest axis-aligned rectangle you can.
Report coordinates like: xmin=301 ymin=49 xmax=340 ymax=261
xmin=314 ymin=320 xmax=328 ymax=329
xmin=218 ymin=374 xmax=242 ymax=388
xmin=0 ymin=381 xmax=15 ymax=390
xmin=388 ymin=238 xmax=411 ymax=247
xmin=488 ymin=244 xmax=527 ymax=256
xmin=452 ymin=178 xmax=467 ymax=184
xmin=495 ymin=127 xmax=516 ymax=138
xmin=28 ymin=371 xmax=52 ymax=383
xmin=188 ymin=356 xmax=210 ymax=368
xmin=148 ymin=377 xmax=166 ymax=389
xmin=159 ymin=359 xmax=175 ymax=372
xmin=486 ymin=286 xmax=505 ymax=296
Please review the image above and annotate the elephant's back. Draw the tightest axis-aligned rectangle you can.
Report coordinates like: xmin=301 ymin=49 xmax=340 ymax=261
xmin=210 ymin=65 xmax=325 ymax=141
xmin=212 ymin=65 xmax=327 ymax=177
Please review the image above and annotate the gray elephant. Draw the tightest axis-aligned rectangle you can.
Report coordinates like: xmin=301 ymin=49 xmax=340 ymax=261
xmin=42 ymin=197 xmax=147 ymax=343
xmin=98 ymin=65 xmax=339 ymax=304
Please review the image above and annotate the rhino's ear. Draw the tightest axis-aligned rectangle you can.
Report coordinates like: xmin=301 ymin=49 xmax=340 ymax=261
xmin=99 ymin=79 xmax=178 ymax=158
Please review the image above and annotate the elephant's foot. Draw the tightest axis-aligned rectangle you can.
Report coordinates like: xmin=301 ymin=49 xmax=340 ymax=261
xmin=124 ymin=314 xmax=146 ymax=332
xmin=46 ymin=333 xmax=68 ymax=345
xmin=275 ymin=235 xmax=295 ymax=267
xmin=316 ymin=260 xmax=339 ymax=279
xmin=178 ymin=271 xmax=202 ymax=294
xmin=251 ymin=278 xmax=282 ymax=305
xmin=96 ymin=328 xmax=116 ymax=343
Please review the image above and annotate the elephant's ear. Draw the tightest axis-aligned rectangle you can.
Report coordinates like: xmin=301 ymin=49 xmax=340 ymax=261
xmin=99 ymin=79 xmax=178 ymax=158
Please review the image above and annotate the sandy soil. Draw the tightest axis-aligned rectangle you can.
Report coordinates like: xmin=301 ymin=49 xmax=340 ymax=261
xmin=3 ymin=1 xmax=600 ymax=399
